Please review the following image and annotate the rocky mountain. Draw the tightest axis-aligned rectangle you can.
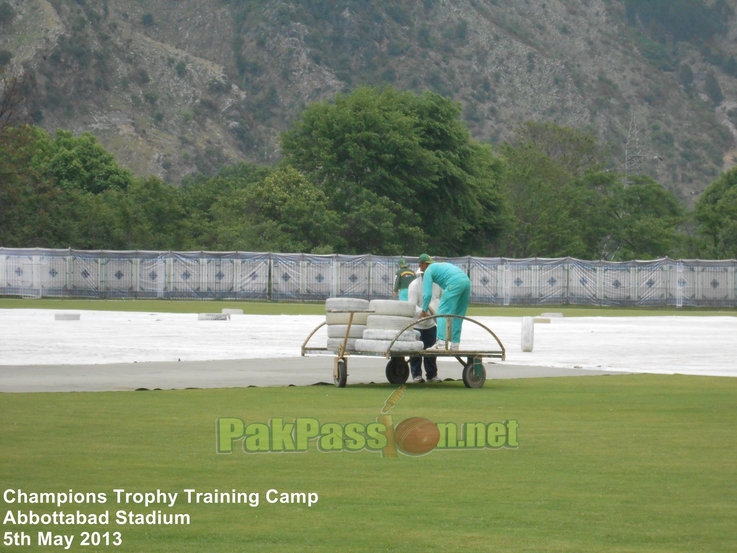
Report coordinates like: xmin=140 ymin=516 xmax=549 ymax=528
xmin=2 ymin=0 xmax=736 ymax=204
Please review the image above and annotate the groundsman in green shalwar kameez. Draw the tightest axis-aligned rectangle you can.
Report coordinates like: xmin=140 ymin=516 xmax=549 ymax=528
xmin=392 ymin=258 xmax=416 ymax=301
xmin=417 ymin=253 xmax=471 ymax=351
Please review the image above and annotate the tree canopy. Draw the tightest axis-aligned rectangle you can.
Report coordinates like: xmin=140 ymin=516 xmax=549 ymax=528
xmin=33 ymin=129 xmax=133 ymax=194
xmin=695 ymin=168 xmax=737 ymax=259
xmin=280 ymin=86 xmax=508 ymax=256
xmin=0 ymin=88 xmax=733 ymax=260
xmin=498 ymin=123 xmax=685 ymax=261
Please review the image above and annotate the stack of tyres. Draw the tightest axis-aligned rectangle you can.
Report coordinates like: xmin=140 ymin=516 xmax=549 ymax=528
xmin=355 ymin=300 xmax=425 ymax=354
xmin=324 ymin=298 xmax=369 ymax=353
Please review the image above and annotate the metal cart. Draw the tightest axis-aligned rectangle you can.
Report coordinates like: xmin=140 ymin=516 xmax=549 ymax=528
xmin=301 ymin=313 xmax=506 ymax=388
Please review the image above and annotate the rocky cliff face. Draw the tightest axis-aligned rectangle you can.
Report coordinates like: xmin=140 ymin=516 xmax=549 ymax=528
xmin=2 ymin=0 xmax=735 ymax=202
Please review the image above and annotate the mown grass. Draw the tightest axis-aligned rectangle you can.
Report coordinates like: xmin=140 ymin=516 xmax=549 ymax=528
xmin=2 ymin=375 xmax=736 ymax=552
xmin=0 ymin=297 xmax=734 ymax=317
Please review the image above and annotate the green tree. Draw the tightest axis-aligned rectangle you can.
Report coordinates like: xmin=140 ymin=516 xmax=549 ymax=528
xmin=498 ymin=143 xmax=586 ymax=257
xmin=506 ymin=121 xmax=606 ymax=177
xmin=497 ymin=123 xmax=607 ymax=258
xmin=62 ymin=188 xmax=120 ymax=249
xmin=411 ymin=92 xmax=508 ymax=255
xmin=178 ymin=162 xmax=273 ymax=249
xmin=498 ymin=122 xmax=684 ymax=260
xmin=0 ymin=126 xmax=66 ymax=247
xmin=594 ymin=174 xmax=685 ymax=260
xmin=1 ymin=125 xmax=184 ymax=250
xmin=695 ymin=168 xmax=737 ymax=258
xmin=107 ymin=177 xmax=187 ymax=249
xmin=211 ymin=166 xmax=341 ymax=253
xmin=32 ymin=129 xmax=133 ymax=193
xmin=280 ymin=86 xmax=507 ymax=255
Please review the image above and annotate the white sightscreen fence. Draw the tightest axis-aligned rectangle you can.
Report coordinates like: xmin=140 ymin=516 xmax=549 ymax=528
xmin=1 ymin=249 xmax=736 ymax=306
xmin=271 ymin=254 xmax=333 ymax=301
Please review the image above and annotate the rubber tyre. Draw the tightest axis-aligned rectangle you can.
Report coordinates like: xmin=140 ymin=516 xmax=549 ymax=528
xmin=369 ymin=299 xmax=416 ymax=318
xmin=327 ymin=324 xmax=367 ymax=339
xmin=325 ymin=311 xmax=370 ymax=325
xmin=325 ymin=298 xmax=369 ymax=312
xmin=355 ymin=339 xmax=425 ymax=354
xmin=363 ymin=328 xmax=420 ymax=342
xmin=326 ymin=338 xmax=357 ymax=353
xmin=462 ymin=359 xmax=486 ymax=388
xmin=334 ymin=358 xmax=347 ymax=388
xmin=366 ymin=315 xmax=415 ymax=331
xmin=386 ymin=357 xmax=410 ymax=385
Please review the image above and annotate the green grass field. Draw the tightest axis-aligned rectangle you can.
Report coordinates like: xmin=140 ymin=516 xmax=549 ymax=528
xmin=2 ymin=299 xmax=736 ymax=551
xmin=2 ymin=375 xmax=736 ymax=552
xmin=1 ymin=297 xmax=735 ymax=317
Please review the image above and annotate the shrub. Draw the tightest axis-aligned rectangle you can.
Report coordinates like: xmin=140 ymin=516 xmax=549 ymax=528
xmin=417 ymin=26 xmax=433 ymax=48
xmin=129 ymin=67 xmax=149 ymax=85
xmin=386 ymin=5 xmax=410 ymax=26
xmin=0 ymin=1 xmax=15 ymax=25
xmin=705 ymin=69 xmax=723 ymax=106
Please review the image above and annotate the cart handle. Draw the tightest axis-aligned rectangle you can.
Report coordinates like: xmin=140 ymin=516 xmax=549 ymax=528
xmin=301 ymin=320 xmax=326 ymax=356
xmin=301 ymin=313 xmax=507 ymax=361
xmin=300 ymin=311 xmax=356 ymax=357
xmin=386 ymin=314 xmax=506 ymax=360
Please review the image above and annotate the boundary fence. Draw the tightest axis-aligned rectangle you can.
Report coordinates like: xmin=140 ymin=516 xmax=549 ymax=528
xmin=1 ymin=248 xmax=736 ymax=307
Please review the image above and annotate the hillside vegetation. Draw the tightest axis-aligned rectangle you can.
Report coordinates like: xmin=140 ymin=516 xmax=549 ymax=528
xmin=2 ymin=0 xmax=737 ymax=204
xmin=3 ymin=86 xmax=735 ymax=259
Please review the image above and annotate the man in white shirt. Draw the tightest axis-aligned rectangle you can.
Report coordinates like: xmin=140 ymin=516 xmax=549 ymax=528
xmin=407 ymin=270 xmax=442 ymax=383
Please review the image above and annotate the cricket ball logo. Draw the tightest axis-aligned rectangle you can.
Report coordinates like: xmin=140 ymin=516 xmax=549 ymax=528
xmin=378 ymin=386 xmax=441 ymax=458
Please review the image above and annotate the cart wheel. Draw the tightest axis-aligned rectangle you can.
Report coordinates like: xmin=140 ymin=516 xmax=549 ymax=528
xmin=462 ymin=358 xmax=486 ymax=388
xmin=385 ymin=357 xmax=409 ymax=385
xmin=334 ymin=358 xmax=348 ymax=388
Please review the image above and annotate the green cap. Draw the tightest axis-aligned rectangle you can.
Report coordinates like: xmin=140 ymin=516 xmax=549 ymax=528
xmin=418 ymin=253 xmax=434 ymax=264
xmin=398 ymin=258 xmax=408 ymax=268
